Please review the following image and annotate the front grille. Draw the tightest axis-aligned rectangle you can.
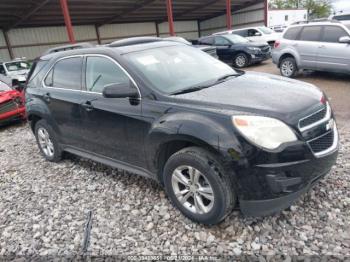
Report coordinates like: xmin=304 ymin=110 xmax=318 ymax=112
xmin=299 ymin=106 xmax=327 ymax=128
xmin=308 ymin=131 xmax=334 ymax=154
xmin=0 ymin=100 xmax=17 ymax=114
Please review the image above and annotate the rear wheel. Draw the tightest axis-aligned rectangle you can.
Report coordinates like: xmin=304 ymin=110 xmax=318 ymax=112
xmin=280 ymin=57 xmax=298 ymax=78
xmin=163 ymin=147 xmax=236 ymax=225
xmin=233 ymin=53 xmax=249 ymax=68
xmin=34 ymin=119 xmax=62 ymax=162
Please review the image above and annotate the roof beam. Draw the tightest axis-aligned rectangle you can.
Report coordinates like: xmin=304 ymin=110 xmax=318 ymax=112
xmin=6 ymin=0 xmax=51 ymax=30
xmin=175 ymin=0 xmax=219 ymax=19
xmin=98 ymin=0 xmax=158 ymax=26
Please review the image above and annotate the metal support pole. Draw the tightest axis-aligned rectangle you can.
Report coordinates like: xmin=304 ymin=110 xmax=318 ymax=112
xmin=95 ymin=25 xmax=101 ymax=44
xmin=59 ymin=0 xmax=75 ymax=43
xmin=264 ymin=0 xmax=268 ymax=26
xmin=166 ymin=0 xmax=175 ymax=36
xmin=155 ymin=22 xmax=160 ymax=37
xmin=197 ymin=20 xmax=201 ymax=38
xmin=226 ymin=0 xmax=232 ymax=30
xmin=3 ymin=30 xmax=14 ymax=59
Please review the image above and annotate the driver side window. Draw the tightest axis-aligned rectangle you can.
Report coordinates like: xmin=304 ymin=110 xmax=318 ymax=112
xmin=215 ymin=37 xmax=230 ymax=46
xmin=85 ymin=56 xmax=130 ymax=93
xmin=248 ymin=29 xmax=259 ymax=37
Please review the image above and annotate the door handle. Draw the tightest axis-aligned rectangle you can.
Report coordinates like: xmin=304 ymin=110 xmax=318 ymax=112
xmin=43 ymin=93 xmax=51 ymax=103
xmin=292 ymin=43 xmax=298 ymax=47
xmin=318 ymin=45 xmax=326 ymax=49
xmin=81 ymin=101 xmax=94 ymax=112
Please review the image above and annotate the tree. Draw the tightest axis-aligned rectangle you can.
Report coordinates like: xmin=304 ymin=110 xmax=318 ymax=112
xmin=269 ymin=0 xmax=332 ymax=19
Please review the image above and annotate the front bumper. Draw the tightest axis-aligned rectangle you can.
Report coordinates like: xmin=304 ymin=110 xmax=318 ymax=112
xmin=250 ymin=52 xmax=271 ymax=63
xmin=238 ymin=148 xmax=338 ymax=217
xmin=0 ymin=106 xmax=26 ymax=124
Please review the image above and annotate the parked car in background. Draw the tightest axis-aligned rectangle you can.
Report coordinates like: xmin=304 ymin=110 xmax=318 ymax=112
xmin=272 ymin=20 xmax=350 ymax=77
xmin=0 ymin=80 xmax=25 ymax=125
xmin=331 ymin=13 xmax=350 ymax=22
xmin=26 ymin=39 xmax=338 ymax=224
xmin=214 ymin=26 xmax=281 ymax=47
xmin=198 ymin=34 xmax=271 ymax=68
xmin=164 ymin=36 xmax=218 ymax=58
xmin=270 ymin=25 xmax=287 ymax=33
xmin=0 ymin=58 xmax=30 ymax=87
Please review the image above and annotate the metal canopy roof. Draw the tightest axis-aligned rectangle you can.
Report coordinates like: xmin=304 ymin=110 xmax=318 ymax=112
xmin=0 ymin=0 xmax=263 ymax=30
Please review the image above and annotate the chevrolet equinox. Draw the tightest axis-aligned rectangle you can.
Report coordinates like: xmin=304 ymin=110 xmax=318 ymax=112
xmin=25 ymin=38 xmax=339 ymax=225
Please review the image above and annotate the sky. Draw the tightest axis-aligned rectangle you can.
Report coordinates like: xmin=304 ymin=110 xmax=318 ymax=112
xmin=332 ymin=0 xmax=350 ymax=14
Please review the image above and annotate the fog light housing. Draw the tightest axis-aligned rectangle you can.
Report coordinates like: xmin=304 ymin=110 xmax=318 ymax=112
xmin=266 ymin=173 xmax=302 ymax=193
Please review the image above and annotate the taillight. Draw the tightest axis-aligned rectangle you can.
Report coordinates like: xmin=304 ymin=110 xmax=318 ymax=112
xmin=274 ymin=41 xmax=280 ymax=49
xmin=321 ymin=95 xmax=326 ymax=105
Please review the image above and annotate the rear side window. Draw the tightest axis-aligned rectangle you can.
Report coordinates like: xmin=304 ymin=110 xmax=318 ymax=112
xmin=283 ymin=27 xmax=302 ymax=40
xmin=27 ymin=60 xmax=47 ymax=84
xmin=199 ymin=37 xmax=214 ymax=45
xmin=322 ymin=26 xmax=349 ymax=43
xmin=45 ymin=57 xmax=83 ymax=90
xmin=299 ymin=26 xmax=322 ymax=41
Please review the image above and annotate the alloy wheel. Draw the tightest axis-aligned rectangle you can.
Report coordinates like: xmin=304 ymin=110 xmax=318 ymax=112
xmin=281 ymin=60 xmax=294 ymax=77
xmin=235 ymin=55 xmax=246 ymax=67
xmin=171 ymin=165 xmax=214 ymax=214
xmin=37 ymin=127 xmax=54 ymax=157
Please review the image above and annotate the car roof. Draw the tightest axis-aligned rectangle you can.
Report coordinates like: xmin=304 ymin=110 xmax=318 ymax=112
xmin=40 ymin=40 xmax=183 ymax=61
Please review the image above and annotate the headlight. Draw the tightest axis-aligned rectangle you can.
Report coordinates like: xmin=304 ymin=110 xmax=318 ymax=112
xmin=232 ymin=116 xmax=297 ymax=150
xmin=247 ymin=47 xmax=260 ymax=52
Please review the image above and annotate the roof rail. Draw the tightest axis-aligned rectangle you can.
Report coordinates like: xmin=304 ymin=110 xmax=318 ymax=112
xmin=292 ymin=19 xmax=340 ymax=25
xmin=107 ymin=37 xmax=162 ymax=47
xmin=43 ymin=42 xmax=94 ymax=55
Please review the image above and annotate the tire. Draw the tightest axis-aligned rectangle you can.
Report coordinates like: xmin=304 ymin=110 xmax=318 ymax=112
xmin=233 ymin=53 xmax=249 ymax=68
xmin=163 ymin=147 xmax=236 ymax=225
xmin=280 ymin=57 xmax=298 ymax=78
xmin=34 ymin=119 xmax=62 ymax=162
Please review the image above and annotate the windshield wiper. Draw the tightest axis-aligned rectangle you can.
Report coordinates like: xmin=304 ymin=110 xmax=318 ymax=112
xmin=171 ymin=85 xmax=211 ymax=95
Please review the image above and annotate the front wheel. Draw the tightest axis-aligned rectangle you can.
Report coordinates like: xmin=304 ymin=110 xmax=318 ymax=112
xmin=163 ymin=147 xmax=236 ymax=225
xmin=280 ymin=57 xmax=298 ymax=78
xmin=233 ymin=53 xmax=249 ymax=68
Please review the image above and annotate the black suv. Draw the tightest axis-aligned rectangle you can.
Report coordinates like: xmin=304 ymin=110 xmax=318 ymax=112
xmin=198 ymin=34 xmax=271 ymax=68
xmin=26 ymin=38 xmax=338 ymax=225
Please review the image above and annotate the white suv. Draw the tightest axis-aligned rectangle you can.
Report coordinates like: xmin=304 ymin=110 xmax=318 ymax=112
xmin=213 ymin=26 xmax=281 ymax=46
xmin=272 ymin=21 xmax=350 ymax=77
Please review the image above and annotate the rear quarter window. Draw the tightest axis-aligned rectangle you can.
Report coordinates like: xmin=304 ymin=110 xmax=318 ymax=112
xmin=283 ymin=27 xmax=302 ymax=40
xmin=27 ymin=60 xmax=48 ymax=85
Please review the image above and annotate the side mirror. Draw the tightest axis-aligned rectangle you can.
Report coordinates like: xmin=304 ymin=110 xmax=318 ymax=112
xmin=102 ymin=81 xmax=139 ymax=98
xmin=255 ymin=32 xmax=262 ymax=36
xmin=339 ymin=36 xmax=350 ymax=44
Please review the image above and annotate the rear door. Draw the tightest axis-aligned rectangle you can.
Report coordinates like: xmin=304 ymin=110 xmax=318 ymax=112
xmin=42 ymin=56 xmax=84 ymax=147
xmin=317 ymin=25 xmax=350 ymax=72
xmin=295 ymin=25 xmax=322 ymax=69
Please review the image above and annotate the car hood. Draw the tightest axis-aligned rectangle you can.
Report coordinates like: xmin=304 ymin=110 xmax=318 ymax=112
xmin=0 ymin=90 xmax=21 ymax=104
xmin=173 ymin=72 xmax=324 ymax=123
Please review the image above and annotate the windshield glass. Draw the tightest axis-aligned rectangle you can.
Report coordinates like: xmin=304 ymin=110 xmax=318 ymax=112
xmin=259 ymin=27 xmax=274 ymax=34
xmin=225 ymin=34 xmax=249 ymax=43
xmin=124 ymin=45 xmax=236 ymax=94
xmin=4 ymin=61 xmax=30 ymax=72
xmin=0 ymin=81 xmax=11 ymax=92
xmin=346 ymin=24 xmax=350 ymax=31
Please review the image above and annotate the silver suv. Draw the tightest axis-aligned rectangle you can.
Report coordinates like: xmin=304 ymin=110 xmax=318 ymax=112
xmin=272 ymin=21 xmax=350 ymax=77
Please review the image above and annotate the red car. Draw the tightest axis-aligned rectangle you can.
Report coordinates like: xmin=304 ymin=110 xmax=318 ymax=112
xmin=0 ymin=80 xmax=26 ymax=125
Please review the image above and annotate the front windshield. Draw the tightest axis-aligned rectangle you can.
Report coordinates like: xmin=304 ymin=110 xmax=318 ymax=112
xmin=124 ymin=45 xmax=236 ymax=94
xmin=258 ymin=27 xmax=274 ymax=34
xmin=0 ymin=81 xmax=11 ymax=92
xmin=225 ymin=34 xmax=249 ymax=43
xmin=4 ymin=61 xmax=30 ymax=72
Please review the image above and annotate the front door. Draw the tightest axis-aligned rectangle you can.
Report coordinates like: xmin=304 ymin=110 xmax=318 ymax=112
xmin=79 ymin=55 xmax=145 ymax=167
xmin=316 ymin=25 xmax=350 ymax=72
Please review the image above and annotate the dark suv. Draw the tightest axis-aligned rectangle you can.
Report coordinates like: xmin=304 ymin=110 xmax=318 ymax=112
xmin=198 ymin=34 xmax=271 ymax=68
xmin=26 ymin=39 xmax=338 ymax=225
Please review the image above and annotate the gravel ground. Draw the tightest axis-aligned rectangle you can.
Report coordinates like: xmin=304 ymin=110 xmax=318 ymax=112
xmin=0 ymin=121 xmax=349 ymax=258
